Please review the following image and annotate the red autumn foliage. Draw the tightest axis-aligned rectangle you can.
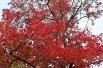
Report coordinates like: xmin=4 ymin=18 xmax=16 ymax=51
xmin=0 ymin=0 xmax=103 ymax=68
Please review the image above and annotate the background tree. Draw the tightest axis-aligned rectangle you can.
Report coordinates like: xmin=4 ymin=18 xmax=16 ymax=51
xmin=0 ymin=0 xmax=103 ymax=68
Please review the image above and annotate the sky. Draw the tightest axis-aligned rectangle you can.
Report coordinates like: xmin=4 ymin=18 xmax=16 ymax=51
xmin=0 ymin=0 xmax=10 ymax=19
xmin=0 ymin=0 xmax=103 ymax=68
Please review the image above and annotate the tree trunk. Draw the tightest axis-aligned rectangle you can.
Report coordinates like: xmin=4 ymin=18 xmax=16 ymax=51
xmin=69 ymin=63 xmax=73 ymax=68
xmin=59 ymin=63 xmax=65 ymax=68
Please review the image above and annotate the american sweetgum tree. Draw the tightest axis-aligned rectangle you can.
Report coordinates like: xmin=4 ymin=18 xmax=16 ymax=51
xmin=0 ymin=0 xmax=103 ymax=68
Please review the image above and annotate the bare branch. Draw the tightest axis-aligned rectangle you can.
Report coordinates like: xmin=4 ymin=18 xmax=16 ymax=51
xmin=91 ymin=59 xmax=103 ymax=65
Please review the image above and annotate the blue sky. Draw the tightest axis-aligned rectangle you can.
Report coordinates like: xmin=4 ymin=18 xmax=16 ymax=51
xmin=0 ymin=0 xmax=10 ymax=19
xmin=0 ymin=0 xmax=103 ymax=68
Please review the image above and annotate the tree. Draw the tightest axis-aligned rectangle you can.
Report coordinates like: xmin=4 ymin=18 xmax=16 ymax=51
xmin=0 ymin=0 xmax=103 ymax=68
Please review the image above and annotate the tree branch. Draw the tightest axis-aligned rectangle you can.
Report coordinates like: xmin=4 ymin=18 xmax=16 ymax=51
xmin=91 ymin=59 xmax=103 ymax=65
xmin=46 ymin=0 xmax=55 ymax=20
xmin=9 ymin=53 xmax=36 ymax=68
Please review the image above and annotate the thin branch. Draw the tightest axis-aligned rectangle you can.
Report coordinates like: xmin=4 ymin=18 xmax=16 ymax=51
xmin=68 ymin=0 xmax=90 ymax=24
xmin=11 ymin=32 xmax=34 ymax=54
xmin=91 ymin=59 xmax=103 ymax=65
xmin=46 ymin=0 xmax=50 ymax=5
xmin=75 ymin=15 xmax=87 ymax=23
xmin=46 ymin=0 xmax=55 ymax=20
xmin=10 ymin=41 xmax=26 ymax=54
xmin=68 ymin=2 xmax=83 ymax=24
xmin=9 ymin=53 xmax=36 ymax=68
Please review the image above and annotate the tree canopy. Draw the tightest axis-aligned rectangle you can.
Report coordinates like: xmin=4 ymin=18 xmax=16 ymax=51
xmin=0 ymin=0 xmax=103 ymax=68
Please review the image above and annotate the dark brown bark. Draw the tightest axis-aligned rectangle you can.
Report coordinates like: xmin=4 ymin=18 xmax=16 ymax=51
xmin=69 ymin=63 xmax=73 ymax=68
xmin=59 ymin=63 xmax=65 ymax=68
